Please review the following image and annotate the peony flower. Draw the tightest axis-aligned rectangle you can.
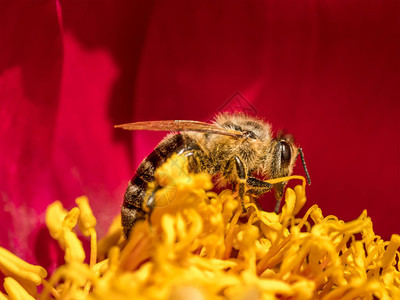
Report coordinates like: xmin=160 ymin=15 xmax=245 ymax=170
xmin=0 ymin=1 xmax=399 ymax=297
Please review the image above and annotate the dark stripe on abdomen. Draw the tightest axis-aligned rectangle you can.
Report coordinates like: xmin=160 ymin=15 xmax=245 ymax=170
xmin=124 ymin=176 xmax=148 ymax=208
xmin=136 ymin=150 xmax=164 ymax=182
xmin=135 ymin=133 xmax=189 ymax=183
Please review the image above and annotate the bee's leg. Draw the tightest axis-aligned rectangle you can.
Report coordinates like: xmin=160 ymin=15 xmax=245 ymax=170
xmin=273 ymin=183 xmax=285 ymax=213
xmin=232 ymin=182 xmax=237 ymax=191
xmin=184 ymin=151 xmax=200 ymax=173
xmin=247 ymin=177 xmax=287 ymax=213
xmin=177 ymin=144 xmax=207 ymax=173
xmin=234 ymin=156 xmax=248 ymax=213
xmin=247 ymin=177 xmax=284 ymax=213
xmin=222 ymin=156 xmax=247 ymax=212
xmin=246 ymin=177 xmax=272 ymax=192
xmin=247 ymin=178 xmax=273 ymax=210
xmin=274 ymin=198 xmax=282 ymax=214
xmin=145 ymin=192 xmax=156 ymax=225
xmin=145 ymin=185 xmax=162 ymax=225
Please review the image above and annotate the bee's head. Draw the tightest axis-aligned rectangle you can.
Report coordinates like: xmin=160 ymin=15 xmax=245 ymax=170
xmin=270 ymin=132 xmax=311 ymax=200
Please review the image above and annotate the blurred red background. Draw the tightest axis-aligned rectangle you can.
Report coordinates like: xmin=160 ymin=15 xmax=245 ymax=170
xmin=0 ymin=0 xmax=399 ymax=268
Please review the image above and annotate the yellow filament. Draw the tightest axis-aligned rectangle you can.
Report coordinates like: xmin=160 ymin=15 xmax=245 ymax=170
xmin=0 ymin=292 xmax=8 ymax=300
xmin=3 ymin=277 xmax=35 ymax=300
xmin=0 ymin=247 xmax=47 ymax=284
xmin=265 ymin=175 xmax=307 ymax=190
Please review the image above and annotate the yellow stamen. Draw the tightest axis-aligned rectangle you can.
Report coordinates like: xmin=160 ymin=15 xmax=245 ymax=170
xmin=0 ymin=291 xmax=8 ymax=300
xmin=3 ymin=277 xmax=35 ymax=300
xmin=381 ymin=234 xmax=400 ymax=269
xmin=76 ymin=196 xmax=97 ymax=236
xmin=0 ymin=247 xmax=47 ymax=285
xmin=1 ymin=155 xmax=399 ymax=299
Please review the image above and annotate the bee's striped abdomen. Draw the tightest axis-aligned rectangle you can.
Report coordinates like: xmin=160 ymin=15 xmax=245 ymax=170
xmin=121 ymin=133 xmax=200 ymax=237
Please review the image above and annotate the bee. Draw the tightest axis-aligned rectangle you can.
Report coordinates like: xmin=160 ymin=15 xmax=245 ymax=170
xmin=115 ymin=113 xmax=311 ymax=237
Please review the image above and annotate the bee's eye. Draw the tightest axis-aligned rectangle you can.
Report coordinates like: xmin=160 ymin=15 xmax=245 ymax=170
xmin=280 ymin=141 xmax=291 ymax=166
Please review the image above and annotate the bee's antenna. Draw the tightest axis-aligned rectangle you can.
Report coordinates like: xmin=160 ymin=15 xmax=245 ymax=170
xmin=298 ymin=148 xmax=311 ymax=185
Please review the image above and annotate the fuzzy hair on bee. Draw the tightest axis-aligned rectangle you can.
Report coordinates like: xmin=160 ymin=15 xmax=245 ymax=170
xmin=115 ymin=112 xmax=310 ymax=237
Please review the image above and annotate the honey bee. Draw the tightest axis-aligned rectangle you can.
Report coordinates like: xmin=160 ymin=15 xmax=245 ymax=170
xmin=115 ymin=113 xmax=311 ymax=237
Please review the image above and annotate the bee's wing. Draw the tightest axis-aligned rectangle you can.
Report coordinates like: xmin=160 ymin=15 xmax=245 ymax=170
xmin=114 ymin=120 xmax=243 ymax=138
